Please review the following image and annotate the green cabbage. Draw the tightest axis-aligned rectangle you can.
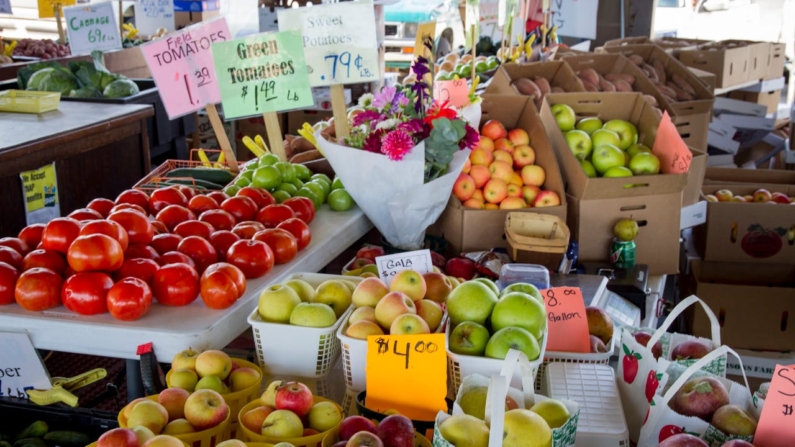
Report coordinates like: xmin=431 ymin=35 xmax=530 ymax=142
xmin=69 ymin=87 xmax=103 ymax=98
xmin=38 ymin=69 xmax=79 ymax=95
xmin=26 ymin=68 xmax=55 ymax=91
xmin=103 ymin=79 xmax=139 ymax=98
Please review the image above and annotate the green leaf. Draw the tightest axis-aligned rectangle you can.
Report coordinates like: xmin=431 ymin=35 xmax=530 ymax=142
xmin=634 ymin=353 xmax=643 ymax=360
xmin=622 ymin=344 xmax=631 ymax=355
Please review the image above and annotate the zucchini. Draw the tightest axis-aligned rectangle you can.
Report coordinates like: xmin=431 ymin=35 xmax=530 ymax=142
xmin=13 ymin=439 xmax=46 ymax=447
xmin=14 ymin=422 xmax=47 ymax=442
xmin=43 ymin=431 xmax=92 ymax=447
xmin=165 ymin=167 xmax=235 ymax=186
xmin=162 ymin=178 xmax=218 ymax=190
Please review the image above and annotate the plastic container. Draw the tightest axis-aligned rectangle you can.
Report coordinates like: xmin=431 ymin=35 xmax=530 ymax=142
xmin=119 ymin=396 xmax=230 ymax=447
xmin=534 ymin=335 xmax=615 ymax=393
xmin=237 ymin=397 xmax=342 ymax=446
xmin=248 ymin=273 xmax=362 ymax=378
xmin=544 ymin=362 xmax=629 ymax=447
xmin=0 ymin=90 xmax=60 ymax=113
xmin=321 ymin=425 xmax=432 ymax=447
xmin=505 ymin=212 xmax=570 ymax=271
xmin=496 ymin=263 xmax=551 ymax=291
xmin=353 ymin=390 xmax=449 ymax=440
xmin=134 ymin=150 xmax=244 ymax=194
xmin=166 ymin=358 xmax=262 ymax=440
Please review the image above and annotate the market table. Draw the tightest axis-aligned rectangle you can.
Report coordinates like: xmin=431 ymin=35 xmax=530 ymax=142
xmin=0 ymin=102 xmax=154 ymax=237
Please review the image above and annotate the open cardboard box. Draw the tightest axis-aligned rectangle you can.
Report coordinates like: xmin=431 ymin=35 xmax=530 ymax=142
xmin=654 ymin=37 xmax=712 ymax=56
xmin=765 ymin=43 xmax=786 ymax=80
xmin=485 ymin=61 xmax=586 ymax=102
xmin=684 ymin=260 xmax=795 ymax=351
xmin=601 ymin=36 xmax=652 ymax=48
xmin=694 ymin=182 xmax=795 ymax=264
xmin=677 ymin=41 xmax=760 ymax=88
xmin=427 ymin=95 xmax=566 ymax=254
xmin=703 ymin=166 xmax=795 ymax=186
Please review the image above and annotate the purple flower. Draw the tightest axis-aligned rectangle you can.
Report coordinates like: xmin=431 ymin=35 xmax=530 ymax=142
xmin=381 ymin=130 xmax=415 ymax=161
xmin=460 ymin=124 xmax=480 ymax=150
xmin=398 ymin=119 xmax=430 ymax=140
xmin=352 ymin=109 xmax=383 ymax=127
xmin=373 ymin=86 xmax=397 ymax=110
xmin=398 ymin=94 xmax=410 ymax=107
xmin=411 ymin=57 xmax=431 ymax=80
xmin=363 ymin=129 xmax=385 ymax=153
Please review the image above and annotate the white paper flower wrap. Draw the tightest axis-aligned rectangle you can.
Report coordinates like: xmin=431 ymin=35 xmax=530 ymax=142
xmin=460 ymin=101 xmax=482 ymax=130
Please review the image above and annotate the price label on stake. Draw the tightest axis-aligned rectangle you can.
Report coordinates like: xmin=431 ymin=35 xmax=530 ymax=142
xmin=141 ymin=18 xmax=231 ymax=119
xmin=277 ymin=0 xmax=379 ymax=87
xmin=653 ymin=110 xmax=693 ymax=174
xmin=751 ymin=364 xmax=795 ymax=447
xmin=375 ymin=249 xmax=433 ymax=286
xmin=20 ymin=163 xmax=60 ymax=226
xmin=63 ymin=2 xmax=122 ymax=55
xmin=413 ymin=22 xmax=436 ymax=58
xmin=38 ymin=0 xmax=75 ymax=18
xmin=135 ymin=0 xmax=175 ymax=37
xmin=366 ymin=334 xmax=447 ymax=421
xmin=540 ymin=287 xmax=591 ymax=353
xmin=0 ymin=332 xmax=52 ymax=399
xmin=433 ymin=79 xmax=469 ymax=108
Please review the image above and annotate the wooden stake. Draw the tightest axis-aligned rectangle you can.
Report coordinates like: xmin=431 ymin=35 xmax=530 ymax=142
xmin=54 ymin=4 xmax=66 ymax=45
xmin=263 ymin=112 xmax=286 ymax=161
xmin=330 ymin=84 xmax=349 ymax=139
xmin=118 ymin=0 xmax=124 ymax=37
xmin=470 ymin=24 xmax=476 ymax=86
xmin=205 ymin=104 xmax=239 ymax=173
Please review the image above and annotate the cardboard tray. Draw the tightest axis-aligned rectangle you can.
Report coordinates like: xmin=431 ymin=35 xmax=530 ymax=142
xmin=703 ymin=167 xmax=795 ymax=186
xmin=678 ymin=40 xmax=771 ymax=88
xmin=484 ymin=60 xmax=586 ymax=102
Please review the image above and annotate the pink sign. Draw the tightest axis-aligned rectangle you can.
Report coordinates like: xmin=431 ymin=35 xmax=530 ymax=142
xmin=433 ymin=79 xmax=470 ymax=109
xmin=141 ymin=17 xmax=230 ymax=119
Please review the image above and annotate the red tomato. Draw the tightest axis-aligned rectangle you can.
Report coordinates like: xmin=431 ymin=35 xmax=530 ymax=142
xmin=0 ymin=262 xmax=19 ymax=305
xmin=61 ymin=272 xmax=113 ymax=315
xmin=156 ymin=205 xmax=196 ymax=232
xmin=255 ymin=204 xmax=296 ymax=228
xmin=208 ymin=231 xmax=240 ymax=262
xmin=152 ymin=263 xmax=200 ymax=306
xmin=79 ymin=220 xmax=129 ymax=252
xmin=158 ymin=251 xmax=196 ymax=268
xmin=237 ymin=186 xmax=275 ymax=209
xmin=67 ymin=234 xmax=124 ymax=273
xmin=203 ymin=262 xmax=246 ymax=297
xmin=199 ymin=209 xmax=237 ymax=232
xmin=0 ymin=246 xmax=23 ymax=270
xmin=111 ymin=203 xmax=148 ymax=216
xmin=18 ymin=224 xmax=45 ymax=250
xmin=226 ymin=240 xmax=274 ymax=279
xmin=232 ymin=221 xmax=266 ymax=240
xmin=174 ymin=220 xmax=214 ymax=240
xmin=149 ymin=188 xmax=188 ymax=214
xmin=41 ymin=217 xmax=82 ymax=254
xmin=14 ymin=267 xmax=63 ymax=311
xmin=151 ymin=233 xmax=183 ymax=255
xmin=200 ymin=270 xmax=239 ymax=310
xmin=115 ymin=189 xmax=150 ymax=215
xmin=188 ymin=195 xmax=219 ymax=215
xmin=114 ymin=258 xmax=159 ymax=285
xmin=151 ymin=221 xmax=169 ymax=235
xmin=277 ymin=218 xmax=312 ymax=251
xmin=107 ymin=277 xmax=152 ymax=321
xmin=177 ymin=236 xmax=217 ymax=273
xmin=108 ymin=209 xmax=154 ymax=245
xmin=86 ymin=198 xmax=115 ymax=218
xmin=221 ymin=196 xmax=258 ymax=223
xmin=206 ymin=191 xmax=229 ymax=206
xmin=253 ymin=228 xmax=298 ymax=264
xmin=22 ymin=249 xmax=67 ymax=275
xmin=125 ymin=244 xmax=160 ymax=261
xmin=283 ymin=197 xmax=316 ymax=224
xmin=0 ymin=237 xmax=30 ymax=256
xmin=68 ymin=208 xmax=103 ymax=221
xmin=171 ymin=185 xmax=196 ymax=201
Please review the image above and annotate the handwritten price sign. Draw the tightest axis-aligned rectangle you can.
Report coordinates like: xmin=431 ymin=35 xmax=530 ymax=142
xmin=541 ymin=287 xmax=591 ymax=353
xmin=211 ymin=30 xmax=314 ymax=120
xmin=653 ymin=111 xmax=692 ymax=175
xmin=278 ymin=0 xmax=379 ymax=86
xmin=135 ymin=0 xmax=175 ymax=37
xmin=366 ymin=334 xmax=447 ymax=421
xmin=63 ymin=2 xmax=121 ymax=55
xmin=0 ymin=332 xmax=52 ymax=399
xmin=433 ymin=79 xmax=470 ymax=108
xmin=751 ymin=364 xmax=795 ymax=447
xmin=375 ymin=249 xmax=433 ymax=286
xmin=141 ymin=18 xmax=230 ymax=119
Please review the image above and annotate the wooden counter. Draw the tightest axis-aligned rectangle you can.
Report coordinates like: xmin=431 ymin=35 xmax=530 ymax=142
xmin=0 ymin=102 xmax=154 ymax=237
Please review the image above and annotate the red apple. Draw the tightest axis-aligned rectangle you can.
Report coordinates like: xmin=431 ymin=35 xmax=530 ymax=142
xmin=658 ymin=433 xmax=708 ymax=447
xmin=375 ymin=414 xmax=414 ymax=447
xmin=771 ymin=192 xmax=791 ymax=204
xmin=670 ymin=377 xmax=729 ymax=422
xmin=445 ymin=257 xmax=475 ymax=280
xmin=274 ymin=381 xmax=314 ymax=418
xmin=481 ymin=120 xmax=507 ymax=141
xmin=671 ymin=340 xmax=711 ymax=360
xmin=753 ymin=189 xmax=772 ymax=203
xmin=356 ymin=246 xmax=385 ymax=262
xmin=346 ymin=432 xmax=384 ymax=447
xmin=339 ymin=415 xmax=378 ymax=441
xmin=97 ymin=428 xmax=138 ymax=447
xmin=714 ymin=189 xmax=733 ymax=202
xmin=633 ymin=332 xmax=662 ymax=359
xmin=532 ymin=191 xmax=560 ymax=207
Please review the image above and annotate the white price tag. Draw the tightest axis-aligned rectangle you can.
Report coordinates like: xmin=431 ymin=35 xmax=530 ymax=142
xmin=135 ymin=0 xmax=176 ymax=37
xmin=259 ymin=7 xmax=279 ymax=33
xmin=64 ymin=2 xmax=122 ymax=56
xmin=550 ymin=0 xmax=600 ymax=40
xmin=0 ymin=332 xmax=51 ymax=399
xmin=0 ymin=0 xmax=12 ymax=15
xmin=375 ymin=249 xmax=433 ymax=286
xmin=277 ymin=0 xmax=379 ymax=87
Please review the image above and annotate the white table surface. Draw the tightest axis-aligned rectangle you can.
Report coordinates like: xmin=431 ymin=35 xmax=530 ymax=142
xmin=0 ymin=206 xmax=373 ymax=362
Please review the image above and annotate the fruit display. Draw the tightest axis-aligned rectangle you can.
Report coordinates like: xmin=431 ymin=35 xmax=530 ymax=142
xmin=447 ymin=280 xmax=546 ymax=362
xmin=165 ymin=349 xmax=261 ymax=396
xmin=509 ymin=76 xmax=572 ymax=110
xmin=585 ymin=306 xmax=614 ymax=354
xmin=429 ymin=53 xmax=501 ymax=83
xmin=666 ymin=377 xmax=758 ymax=440
xmin=621 ymin=53 xmax=701 ymax=103
xmin=257 ymin=277 xmax=358 ymax=328
xmin=12 ymin=38 xmax=70 ymax=59
xmin=706 ymin=188 xmax=795 ymax=204
xmin=343 ymin=245 xmax=447 ymax=278
xmin=455 ymin=119 xmax=560 ymax=210
xmin=571 ymin=66 xmax=664 ymax=116
xmin=98 ymin=429 xmax=187 ymax=447
xmin=325 ymin=414 xmax=419 ymax=447
xmin=18 ymin=51 xmax=139 ymax=98
xmin=551 ymin=103 xmax=662 ymax=178
xmin=120 ymin=387 xmax=229 ymax=435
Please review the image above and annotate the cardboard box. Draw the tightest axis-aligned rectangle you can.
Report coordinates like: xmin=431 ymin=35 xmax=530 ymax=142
xmin=567 ymin=191 xmax=682 ymax=275
xmin=726 ymin=349 xmax=795 ymax=393
xmin=427 ymin=95 xmax=567 ymax=254
xmin=601 ymin=36 xmax=652 ymax=48
xmin=685 ymin=260 xmax=795 ymax=351
xmin=728 ymin=89 xmax=782 ymax=116
xmin=175 ymin=10 xmax=219 ymax=28
xmin=694 ymin=182 xmax=795 ymax=264
xmin=174 ymin=0 xmax=220 ymax=12
xmin=653 ymin=37 xmax=711 ymax=56
xmin=703 ymin=166 xmax=795 ymax=185
xmin=687 ymin=66 xmax=717 ymax=91
xmin=103 ymin=47 xmax=150 ymax=78
xmin=743 ymin=41 xmax=772 ymax=82
xmin=671 ymin=107 xmax=710 ymax=152
xmin=539 ymin=92 xmax=689 ymax=200
xmin=485 ymin=61 xmax=586 ymax=102
xmin=765 ymin=43 xmax=786 ymax=80
xmin=683 ymin=147 xmax=707 ymax=206
xmin=678 ymin=41 xmax=759 ymax=89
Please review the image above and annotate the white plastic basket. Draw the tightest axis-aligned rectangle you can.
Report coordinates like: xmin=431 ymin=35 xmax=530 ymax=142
xmin=248 ymin=273 xmax=362 ymax=378
xmin=545 ymin=363 xmax=630 ymax=447
xmin=534 ymin=334 xmax=616 ymax=392
xmin=338 ymin=312 xmax=448 ymax=392
xmin=267 ymin=355 xmax=347 ymax=405
xmin=445 ymin=323 xmax=547 ymax=399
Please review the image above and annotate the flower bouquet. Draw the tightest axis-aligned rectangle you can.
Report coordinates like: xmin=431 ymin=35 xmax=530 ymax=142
xmin=316 ymin=39 xmax=478 ymax=249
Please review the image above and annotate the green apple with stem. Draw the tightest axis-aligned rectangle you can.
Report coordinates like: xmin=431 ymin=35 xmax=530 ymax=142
xmin=448 ymin=321 xmax=490 ymax=356
xmin=591 ymin=144 xmax=625 ymax=175
xmin=575 ymin=117 xmax=603 ymax=135
xmin=491 ymin=292 xmax=547 ymax=338
xmin=551 ymin=104 xmax=576 ymax=131
xmin=603 ymin=119 xmax=638 ymax=150
xmin=446 ymin=282 xmax=498 ymax=326
xmin=564 ymin=130 xmax=593 ymax=160
xmin=485 ymin=327 xmax=541 ymax=361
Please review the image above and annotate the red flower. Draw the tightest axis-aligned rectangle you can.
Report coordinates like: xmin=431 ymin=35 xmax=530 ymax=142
xmin=423 ymin=101 xmax=458 ymax=126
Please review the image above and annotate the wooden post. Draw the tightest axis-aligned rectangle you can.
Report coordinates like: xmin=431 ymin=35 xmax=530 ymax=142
xmin=263 ymin=112 xmax=286 ymax=161
xmin=118 ymin=0 xmax=124 ymax=37
xmin=205 ymin=104 xmax=239 ymax=173
xmin=54 ymin=4 xmax=66 ymax=45
xmin=470 ymin=24 xmax=476 ymax=86
xmin=330 ymin=84 xmax=349 ymax=140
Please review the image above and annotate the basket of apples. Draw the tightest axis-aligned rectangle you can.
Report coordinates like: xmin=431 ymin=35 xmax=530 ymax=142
xmin=166 ymin=349 xmax=263 ymax=439
xmin=336 ymin=269 xmax=453 ymax=392
xmin=237 ymin=380 xmax=343 ymax=446
xmin=247 ymin=273 xmax=363 ymax=378
xmin=94 ymin=430 xmax=190 ymax=447
xmin=321 ymin=415 xmax=432 ymax=447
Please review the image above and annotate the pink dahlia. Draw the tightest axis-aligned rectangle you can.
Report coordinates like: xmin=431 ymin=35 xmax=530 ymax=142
xmin=381 ymin=130 xmax=414 ymax=161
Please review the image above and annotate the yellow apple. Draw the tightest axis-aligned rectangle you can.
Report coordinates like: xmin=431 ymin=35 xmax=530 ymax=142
xmin=229 ymin=367 xmax=261 ymax=392
xmin=345 ymin=321 xmax=384 ymax=340
xmin=171 ymin=348 xmax=199 ymax=372
xmin=127 ymin=401 xmax=169 ymax=435
xmin=163 ymin=419 xmax=195 ymax=435
xmin=141 ymin=435 xmax=185 ymax=447
xmin=283 ymin=279 xmax=315 ymax=302
xmin=503 ymin=409 xmax=551 ymax=447
xmin=415 ymin=299 xmax=443 ymax=332
xmin=348 ymin=306 xmax=377 ymax=325
xmin=312 ymin=280 xmax=353 ymax=318
xmin=389 ymin=269 xmax=427 ymax=302
xmin=195 ymin=350 xmax=232 ymax=380
xmin=438 ymin=414 xmax=489 ymax=447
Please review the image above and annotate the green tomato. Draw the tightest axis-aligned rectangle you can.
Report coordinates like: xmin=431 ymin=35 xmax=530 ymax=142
xmin=311 ymin=173 xmax=332 ymax=186
xmin=290 ymin=178 xmax=305 ymax=190
xmin=274 ymin=161 xmax=296 ymax=183
xmin=244 ymin=160 xmax=259 ymax=171
xmin=258 ymin=153 xmax=280 ymax=167
xmin=234 ymin=177 xmax=251 ymax=188
xmin=327 ymin=189 xmax=354 ymax=211
xmin=277 ymin=182 xmax=298 ymax=196
xmin=296 ymin=188 xmax=322 ymax=210
xmin=293 ymin=164 xmax=313 ymax=182
xmin=310 ymin=179 xmax=331 ymax=197
xmin=303 ymin=182 xmax=326 ymax=203
xmin=457 ymin=64 xmax=472 ymax=78
xmin=224 ymin=185 xmax=240 ymax=196
xmin=435 ymin=71 xmax=452 ymax=81
xmin=272 ymin=190 xmax=292 ymax=204
xmin=331 ymin=177 xmax=344 ymax=191
xmin=239 ymin=170 xmax=254 ymax=181
xmin=252 ymin=166 xmax=282 ymax=190
xmin=475 ymin=61 xmax=489 ymax=74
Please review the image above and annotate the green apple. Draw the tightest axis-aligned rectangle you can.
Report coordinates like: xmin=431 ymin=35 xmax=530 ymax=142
xmin=194 ymin=375 xmax=228 ymax=394
xmin=446 ymin=281 xmax=498 ymax=326
xmin=590 ymin=129 xmax=621 ymax=149
xmin=603 ymin=119 xmax=638 ymax=150
xmin=258 ymin=154 xmax=280 ymax=167
xmin=436 ymin=70 xmax=452 ymax=81
xmin=262 ymin=410 xmax=304 ymax=438
xmin=438 ymin=414 xmax=489 ymax=447
xmin=530 ymin=399 xmax=571 ymax=429
xmin=613 ymin=218 xmax=638 ymax=242
xmin=168 ymin=368 xmax=199 ymax=392
xmin=313 ymin=279 xmax=352 ymax=318
xmin=258 ymin=284 xmax=301 ymax=323
xmin=603 ymin=166 xmax=634 ymax=178
xmin=293 ymin=164 xmax=312 ymax=182
xmin=307 ymin=401 xmax=342 ymax=433
xmin=459 ymin=388 xmax=490 ymax=419
xmin=626 ymin=143 xmax=652 ymax=159
xmin=575 ymin=117 xmax=603 ymax=135
xmin=580 ymin=159 xmax=597 ymax=178
xmin=252 ymin=166 xmax=282 ymax=190
xmin=564 ymin=130 xmax=592 ymax=160
xmin=289 ymin=302 xmax=337 ymax=328
xmin=628 ymin=152 xmax=661 ymax=175
xmin=491 ymin=292 xmax=546 ymax=338
xmin=448 ymin=321 xmax=490 ymax=356
xmin=473 ymin=278 xmax=499 ymax=296
xmin=485 ymin=327 xmax=541 ymax=361
xmin=284 ymin=279 xmax=315 ymax=302
xmin=501 ymin=282 xmax=543 ymax=303
xmin=550 ymin=104 xmax=576 ymax=132
xmin=591 ymin=144 xmax=625 ymax=175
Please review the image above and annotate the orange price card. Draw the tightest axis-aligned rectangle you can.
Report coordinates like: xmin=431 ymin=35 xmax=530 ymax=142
xmin=540 ymin=287 xmax=591 ymax=353
xmin=433 ymin=79 xmax=470 ymax=108
xmin=366 ymin=333 xmax=447 ymax=421
xmin=751 ymin=364 xmax=795 ymax=447
xmin=652 ymin=111 xmax=692 ymax=174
